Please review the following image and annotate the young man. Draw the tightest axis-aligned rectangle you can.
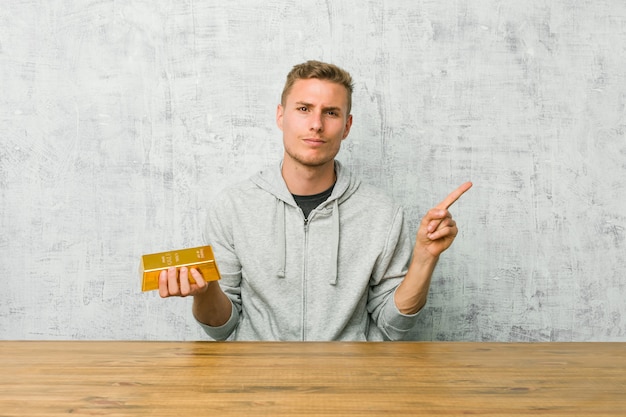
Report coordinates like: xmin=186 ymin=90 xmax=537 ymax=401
xmin=159 ymin=60 xmax=472 ymax=341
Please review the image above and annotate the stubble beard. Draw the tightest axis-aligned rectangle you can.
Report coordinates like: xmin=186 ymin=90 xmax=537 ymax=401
xmin=284 ymin=144 xmax=338 ymax=170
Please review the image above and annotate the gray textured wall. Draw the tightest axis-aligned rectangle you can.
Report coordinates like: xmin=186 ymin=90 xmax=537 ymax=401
xmin=1 ymin=1 xmax=625 ymax=341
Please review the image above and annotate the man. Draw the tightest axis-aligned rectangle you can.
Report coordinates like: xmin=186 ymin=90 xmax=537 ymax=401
xmin=159 ymin=60 xmax=472 ymax=341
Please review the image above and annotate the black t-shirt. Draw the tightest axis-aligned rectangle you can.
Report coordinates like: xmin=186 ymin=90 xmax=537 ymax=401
xmin=292 ymin=184 xmax=335 ymax=220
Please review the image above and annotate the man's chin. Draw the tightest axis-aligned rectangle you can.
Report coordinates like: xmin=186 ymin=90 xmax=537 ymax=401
xmin=293 ymin=157 xmax=334 ymax=168
xmin=284 ymin=151 xmax=336 ymax=169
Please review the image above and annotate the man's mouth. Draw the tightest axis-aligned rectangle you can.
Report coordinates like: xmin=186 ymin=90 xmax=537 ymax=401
xmin=303 ymin=138 xmax=325 ymax=145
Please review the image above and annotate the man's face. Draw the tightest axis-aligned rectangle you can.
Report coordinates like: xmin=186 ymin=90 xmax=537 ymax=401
xmin=277 ymin=78 xmax=352 ymax=169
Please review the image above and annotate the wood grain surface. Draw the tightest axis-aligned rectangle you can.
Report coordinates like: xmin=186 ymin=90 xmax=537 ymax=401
xmin=1 ymin=342 xmax=625 ymax=416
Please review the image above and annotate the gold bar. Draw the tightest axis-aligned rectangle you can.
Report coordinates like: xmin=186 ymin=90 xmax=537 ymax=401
xmin=140 ymin=245 xmax=221 ymax=292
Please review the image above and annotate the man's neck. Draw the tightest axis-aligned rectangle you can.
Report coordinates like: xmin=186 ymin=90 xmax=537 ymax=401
xmin=281 ymin=158 xmax=336 ymax=196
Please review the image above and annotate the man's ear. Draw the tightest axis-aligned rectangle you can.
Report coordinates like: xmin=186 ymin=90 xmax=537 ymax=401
xmin=342 ymin=114 xmax=353 ymax=139
xmin=276 ymin=104 xmax=284 ymax=131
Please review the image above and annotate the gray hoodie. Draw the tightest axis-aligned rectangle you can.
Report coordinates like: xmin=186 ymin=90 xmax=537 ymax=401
xmin=198 ymin=160 xmax=420 ymax=341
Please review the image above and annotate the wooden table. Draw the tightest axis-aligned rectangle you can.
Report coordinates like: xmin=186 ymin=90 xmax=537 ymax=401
xmin=0 ymin=341 xmax=625 ymax=416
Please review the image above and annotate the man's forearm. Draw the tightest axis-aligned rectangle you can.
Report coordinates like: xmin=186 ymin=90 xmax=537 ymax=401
xmin=192 ymin=281 xmax=233 ymax=327
xmin=394 ymin=252 xmax=439 ymax=315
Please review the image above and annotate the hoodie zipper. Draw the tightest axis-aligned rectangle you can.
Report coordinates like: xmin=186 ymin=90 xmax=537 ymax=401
xmin=301 ymin=216 xmax=309 ymax=341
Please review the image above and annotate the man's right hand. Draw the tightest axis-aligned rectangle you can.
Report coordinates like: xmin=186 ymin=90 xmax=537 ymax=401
xmin=159 ymin=265 xmax=232 ymax=328
xmin=158 ymin=266 xmax=209 ymax=298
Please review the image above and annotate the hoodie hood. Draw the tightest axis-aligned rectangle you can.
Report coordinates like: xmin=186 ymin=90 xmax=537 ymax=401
xmin=250 ymin=160 xmax=361 ymax=285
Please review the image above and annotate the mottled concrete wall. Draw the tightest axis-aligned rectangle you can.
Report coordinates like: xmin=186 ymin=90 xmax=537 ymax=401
xmin=1 ymin=1 xmax=624 ymax=341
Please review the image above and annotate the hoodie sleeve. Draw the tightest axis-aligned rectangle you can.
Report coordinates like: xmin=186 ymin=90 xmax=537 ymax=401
xmin=197 ymin=191 xmax=243 ymax=341
xmin=367 ymin=207 xmax=421 ymax=340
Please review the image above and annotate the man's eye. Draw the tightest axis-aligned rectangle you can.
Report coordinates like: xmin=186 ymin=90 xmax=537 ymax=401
xmin=298 ymin=106 xmax=308 ymax=112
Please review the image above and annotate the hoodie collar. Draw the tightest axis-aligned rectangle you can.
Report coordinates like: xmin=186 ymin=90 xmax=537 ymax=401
xmin=251 ymin=160 xmax=360 ymax=285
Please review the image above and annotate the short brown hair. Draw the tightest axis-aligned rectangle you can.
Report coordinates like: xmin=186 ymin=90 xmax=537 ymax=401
xmin=281 ymin=60 xmax=354 ymax=114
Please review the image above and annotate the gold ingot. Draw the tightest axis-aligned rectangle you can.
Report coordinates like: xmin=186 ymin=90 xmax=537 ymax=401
xmin=140 ymin=246 xmax=221 ymax=292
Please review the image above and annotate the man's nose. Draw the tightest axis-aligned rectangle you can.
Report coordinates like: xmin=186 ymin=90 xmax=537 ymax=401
xmin=310 ymin=111 xmax=323 ymax=132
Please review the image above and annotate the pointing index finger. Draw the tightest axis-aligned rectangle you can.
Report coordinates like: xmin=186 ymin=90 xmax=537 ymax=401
xmin=436 ymin=181 xmax=473 ymax=210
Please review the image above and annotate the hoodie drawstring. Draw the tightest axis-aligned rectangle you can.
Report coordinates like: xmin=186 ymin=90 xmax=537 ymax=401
xmin=276 ymin=198 xmax=340 ymax=285
xmin=329 ymin=199 xmax=339 ymax=285
xmin=277 ymin=200 xmax=286 ymax=279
